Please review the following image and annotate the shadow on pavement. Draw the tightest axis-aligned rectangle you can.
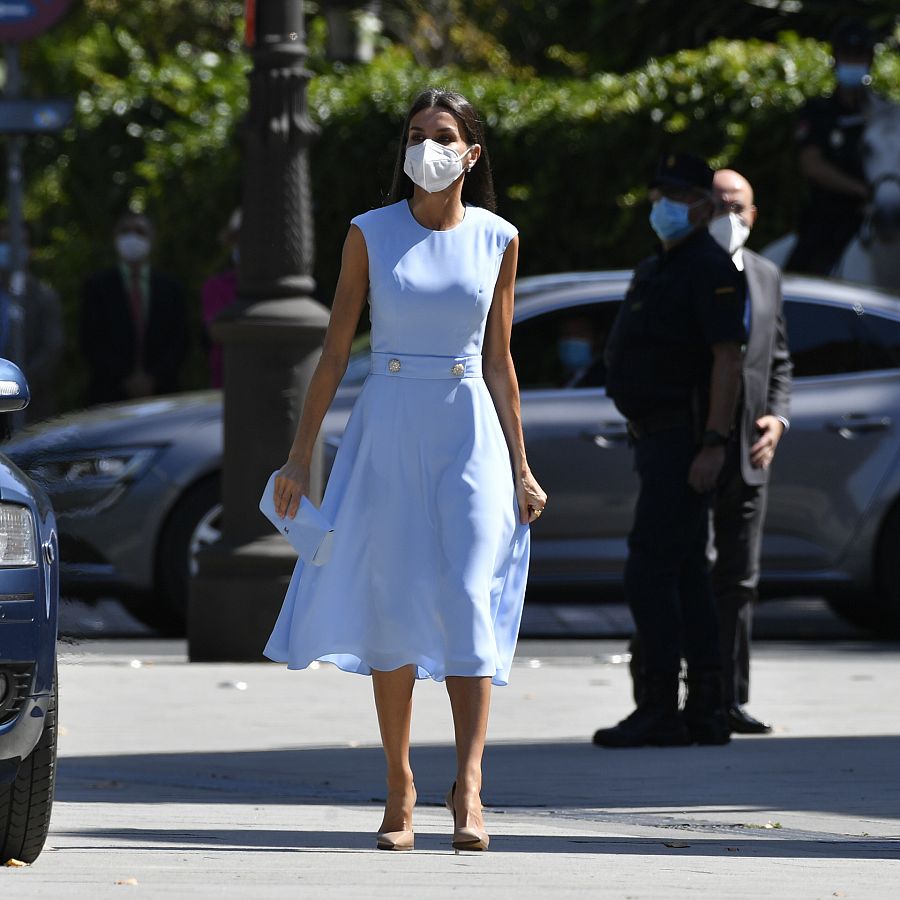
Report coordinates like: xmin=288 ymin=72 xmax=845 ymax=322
xmin=49 ymin=828 xmax=900 ymax=859
xmin=57 ymin=735 xmax=900 ymax=824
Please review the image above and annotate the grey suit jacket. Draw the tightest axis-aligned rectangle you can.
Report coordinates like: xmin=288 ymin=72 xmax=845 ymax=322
xmin=739 ymin=250 xmax=793 ymax=486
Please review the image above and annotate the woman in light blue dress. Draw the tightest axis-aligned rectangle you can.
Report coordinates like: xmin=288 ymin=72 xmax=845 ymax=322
xmin=264 ymin=88 xmax=547 ymax=853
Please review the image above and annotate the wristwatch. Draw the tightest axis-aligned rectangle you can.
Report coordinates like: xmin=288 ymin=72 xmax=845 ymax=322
xmin=701 ymin=429 xmax=729 ymax=448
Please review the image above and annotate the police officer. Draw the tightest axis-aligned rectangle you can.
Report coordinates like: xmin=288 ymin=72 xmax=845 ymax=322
xmin=593 ymin=152 xmax=746 ymax=748
xmin=786 ymin=18 xmax=875 ymax=275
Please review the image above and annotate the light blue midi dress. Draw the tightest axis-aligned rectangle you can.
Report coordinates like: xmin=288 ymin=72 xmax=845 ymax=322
xmin=263 ymin=200 xmax=530 ymax=686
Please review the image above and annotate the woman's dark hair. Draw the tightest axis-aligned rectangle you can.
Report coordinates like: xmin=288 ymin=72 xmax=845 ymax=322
xmin=387 ymin=88 xmax=497 ymax=212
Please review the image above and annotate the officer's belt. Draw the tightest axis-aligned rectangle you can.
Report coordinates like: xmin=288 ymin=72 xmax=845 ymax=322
xmin=626 ymin=408 xmax=693 ymax=441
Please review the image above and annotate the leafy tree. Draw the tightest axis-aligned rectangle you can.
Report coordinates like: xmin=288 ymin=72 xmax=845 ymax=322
xmin=5 ymin=2 xmax=899 ymax=411
xmin=13 ymin=1 xmax=252 ymax=401
xmin=461 ymin=0 xmax=899 ymax=74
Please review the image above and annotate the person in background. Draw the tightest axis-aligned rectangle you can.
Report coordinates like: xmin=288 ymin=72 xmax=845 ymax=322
xmin=707 ymin=169 xmax=792 ymax=733
xmin=557 ymin=314 xmax=596 ymax=384
xmin=201 ymin=208 xmax=241 ymax=389
xmin=80 ymin=213 xmax=188 ymax=405
xmin=786 ymin=18 xmax=875 ymax=275
xmin=593 ymin=152 xmax=746 ymax=749
xmin=0 ymin=221 xmax=64 ymax=423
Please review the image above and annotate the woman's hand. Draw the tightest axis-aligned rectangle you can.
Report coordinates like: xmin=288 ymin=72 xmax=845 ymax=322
xmin=517 ymin=467 xmax=548 ymax=525
xmin=274 ymin=458 xmax=310 ymax=519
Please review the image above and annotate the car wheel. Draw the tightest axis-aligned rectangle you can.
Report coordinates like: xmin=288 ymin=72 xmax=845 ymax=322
xmin=156 ymin=475 xmax=222 ymax=628
xmin=828 ymin=504 xmax=900 ymax=638
xmin=0 ymin=675 xmax=57 ymax=864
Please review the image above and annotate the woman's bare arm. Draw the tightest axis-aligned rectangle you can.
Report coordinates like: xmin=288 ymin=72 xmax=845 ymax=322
xmin=482 ymin=236 xmax=547 ymax=523
xmin=275 ymin=224 xmax=369 ymax=517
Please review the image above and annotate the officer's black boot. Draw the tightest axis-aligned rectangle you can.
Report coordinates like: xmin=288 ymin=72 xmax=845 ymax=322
xmin=683 ymin=670 xmax=731 ymax=745
xmin=592 ymin=673 xmax=690 ymax=748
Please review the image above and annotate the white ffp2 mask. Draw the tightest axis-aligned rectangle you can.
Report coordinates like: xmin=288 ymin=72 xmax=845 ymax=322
xmin=115 ymin=233 xmax=151 ymax=263
xmin=708 ymin=212 xmax=750 ymax=256
xmin=404 ymin=139 xmax=475 ymax=193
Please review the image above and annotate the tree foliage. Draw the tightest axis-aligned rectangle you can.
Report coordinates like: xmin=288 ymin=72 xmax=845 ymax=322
xmin=5 ymin=2 xmax=900 ymax=408
xmin=457 ymin=0 xmax=899 ymax=75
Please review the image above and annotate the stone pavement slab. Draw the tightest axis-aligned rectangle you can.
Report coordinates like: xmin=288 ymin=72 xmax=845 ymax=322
xmin=2 ymin=639 xmax=899 ymax=898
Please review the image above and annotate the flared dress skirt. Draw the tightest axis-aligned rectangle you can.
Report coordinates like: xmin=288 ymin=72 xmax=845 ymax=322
xmin=263 ymin=368 xmax=529 ymax=685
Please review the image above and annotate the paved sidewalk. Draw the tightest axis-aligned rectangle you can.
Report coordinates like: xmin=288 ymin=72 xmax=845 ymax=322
xmin=3 ymin=639 xmax=899 ymax=898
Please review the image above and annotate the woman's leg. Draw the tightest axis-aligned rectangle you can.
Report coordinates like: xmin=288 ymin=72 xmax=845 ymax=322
xmin=445 ymin=676 xmax=492 ymax=830
xmin=372 ymin=665 xmax=417 ymax=832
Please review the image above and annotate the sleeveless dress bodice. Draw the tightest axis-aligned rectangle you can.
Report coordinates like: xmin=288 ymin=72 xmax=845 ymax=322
xmin=362 ymin=201 xmax=516 ymax=357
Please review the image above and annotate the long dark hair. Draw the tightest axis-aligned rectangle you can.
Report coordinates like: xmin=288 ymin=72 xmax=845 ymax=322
xmin=387 ymin=88 xmax=497 ymax=212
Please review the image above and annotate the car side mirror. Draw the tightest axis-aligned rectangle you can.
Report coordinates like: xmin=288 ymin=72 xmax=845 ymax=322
xmin=0 ymin=358 xmax=30 ymax=413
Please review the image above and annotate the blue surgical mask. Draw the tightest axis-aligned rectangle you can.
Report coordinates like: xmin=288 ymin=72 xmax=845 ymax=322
xmin=835 ymin=63 xmax=870 ymax=88
xmin=649 ymin=197 xmax=701 ymax=242
xmin=558 ymin=338 xmax=593 ymax=371
xmin=0 ymin=242 xmax=10 ymax=270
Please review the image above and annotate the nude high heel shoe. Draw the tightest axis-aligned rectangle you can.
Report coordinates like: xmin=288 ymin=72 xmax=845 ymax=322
xmin=376 ymin=786 xmax=416 ymax=851
xmin=376 ymin=829 xmax=415 ymax=851
xmin=445 ymin=782 xmax=490 ymax=852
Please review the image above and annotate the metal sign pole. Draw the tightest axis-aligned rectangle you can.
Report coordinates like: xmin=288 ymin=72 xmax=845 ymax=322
xmin=0 ymin=1 xmax=76 ymax=436
xmin=3 ymin=42 xmax=26 ymax=432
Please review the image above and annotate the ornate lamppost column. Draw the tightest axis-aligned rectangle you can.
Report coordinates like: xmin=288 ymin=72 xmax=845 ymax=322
xmin=188 ymin=0 xmax=330 ymax=661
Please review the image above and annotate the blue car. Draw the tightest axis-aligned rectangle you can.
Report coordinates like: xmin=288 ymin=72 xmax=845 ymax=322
xmin=0 ymin=359 xmax=59 ymax=864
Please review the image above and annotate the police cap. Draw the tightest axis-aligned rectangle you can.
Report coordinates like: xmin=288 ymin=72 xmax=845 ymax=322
xmin=831 ymin=17 xmax=875 ymax=55
xmin=649 ymin=152 xmax=714 ymax=192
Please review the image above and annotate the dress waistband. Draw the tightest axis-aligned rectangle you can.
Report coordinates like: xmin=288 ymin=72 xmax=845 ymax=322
xmin=370 ymin=352 xmax=483 ymax=380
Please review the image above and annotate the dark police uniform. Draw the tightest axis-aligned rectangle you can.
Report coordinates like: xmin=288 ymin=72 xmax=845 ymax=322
xmin=786 ymin=92 xmax=869 ymax=275
xmin=605 ymin=227 xmax=746 ymax=685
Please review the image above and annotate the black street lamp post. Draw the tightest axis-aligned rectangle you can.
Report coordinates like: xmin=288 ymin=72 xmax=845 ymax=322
xmin=188 ymin=0 xmax=331 ymax=661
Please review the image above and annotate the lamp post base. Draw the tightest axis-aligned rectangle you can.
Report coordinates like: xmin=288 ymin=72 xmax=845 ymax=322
xmin=188 ymin=535 xmax=296 ymax=662
xmin=186 ymin=297 xmax=329 ymax=663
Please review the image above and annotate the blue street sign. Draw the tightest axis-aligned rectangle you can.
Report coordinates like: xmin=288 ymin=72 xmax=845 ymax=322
xmin=0 ymin=98 xmax=73 ymax=133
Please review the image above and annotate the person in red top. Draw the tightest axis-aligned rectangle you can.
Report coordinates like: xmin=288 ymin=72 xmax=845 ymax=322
xmin=200 ymin=209 xmax=240 ymax=388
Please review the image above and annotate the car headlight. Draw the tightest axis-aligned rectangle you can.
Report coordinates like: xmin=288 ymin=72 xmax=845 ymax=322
xmin=0 ymin=503 xmax=36 ymax=567
xmin=29 ymin=448 xmax=159 ymax=487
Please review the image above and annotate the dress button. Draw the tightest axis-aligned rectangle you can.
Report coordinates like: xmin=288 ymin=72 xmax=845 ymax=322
xmin=451 ymin=363 xmax=465 ymax=377
xmin=388 ymin=358 xmax=402 ymax=373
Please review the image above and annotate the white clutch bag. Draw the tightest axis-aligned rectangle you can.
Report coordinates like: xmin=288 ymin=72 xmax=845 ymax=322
xmin=259 ymin=471 xmax=335 ymax=566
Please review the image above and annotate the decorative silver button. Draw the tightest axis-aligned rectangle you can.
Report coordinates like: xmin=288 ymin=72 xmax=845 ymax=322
xmin=388 ymin=358 xmax=401 ymax=373
xmin=451 ymin=363 xmax=465 ymax=376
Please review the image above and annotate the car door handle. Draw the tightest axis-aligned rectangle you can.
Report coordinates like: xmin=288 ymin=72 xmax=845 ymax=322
xmin=581 ymin=423 xmax=629 ymax=449
xmin=826 ymin=415 xmax=892 ymax=438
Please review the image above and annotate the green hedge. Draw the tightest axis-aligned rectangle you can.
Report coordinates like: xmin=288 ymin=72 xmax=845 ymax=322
xmin=20 ymin=28 xmax=900 ymax=407
xmin=307 ymin=36 xmax=898 ymax=295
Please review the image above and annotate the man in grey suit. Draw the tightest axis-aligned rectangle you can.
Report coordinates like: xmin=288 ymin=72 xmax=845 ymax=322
xmin=706 ymin=168 xmax=793 ymax=733
xmin=628 ymin=168 xmax=793 ymax=735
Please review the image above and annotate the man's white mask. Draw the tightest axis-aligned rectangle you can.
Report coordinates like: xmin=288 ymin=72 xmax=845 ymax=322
xmin=116 ymin=233 xmax=151 ymax=263
xmin=708 ymin=212 xmax=750 ymax=256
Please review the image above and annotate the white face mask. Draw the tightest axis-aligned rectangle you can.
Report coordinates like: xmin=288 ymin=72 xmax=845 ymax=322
xmin=404 ymin=138 xmax=475 ymax=193
xmin=708 ymin=212 xmax=750 ymax=256
xmin=116 ymin=232 xmax=151 ymax=263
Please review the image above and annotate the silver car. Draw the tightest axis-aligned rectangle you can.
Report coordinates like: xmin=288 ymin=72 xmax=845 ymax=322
xmin=7 ymin=273 xmax=900 ymax=635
